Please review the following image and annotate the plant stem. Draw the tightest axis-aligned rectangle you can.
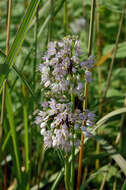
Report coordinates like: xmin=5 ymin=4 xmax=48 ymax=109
xmin=0 ymin=0 xmax=12 ymax=189
xmin=22 ymin=84 xmax=29 ymax=190
xmin=76 ymin=0 xmax=95 ymax=189
xmin=49 ymin=0 xmax=54 ymax=41
xmin=33 ymin=6 xmax=39 ymax=92
xmin=70 ymin=90 xmax=75 ymax=189
xmin=0 ymin=0 xmax=12 ymax=146
xmin=64 ymin=0 xmax=68 ymax=35
xmin=95 ymin=0 xmax=102 ymax=170
xmin=71 ymin=139 xmax=75 ymax=190
xmin=88 ymin=0 xmax=96 ymax=57
xmin=65 ymin=155 xmax=70 ymax=190
xmin=104 ymin=4 xmax=126 ymax=98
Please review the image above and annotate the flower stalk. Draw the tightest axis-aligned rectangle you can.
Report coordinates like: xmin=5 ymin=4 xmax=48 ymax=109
xmin=35 ymin=36 xmax=95 ymax=190
xmin=76 ymin=0 xmax=96 ymax=189
xmin=70 ymin=92 xmax=75 ymax=189
xmin=65 ymin=155 xmax=70 ymax=190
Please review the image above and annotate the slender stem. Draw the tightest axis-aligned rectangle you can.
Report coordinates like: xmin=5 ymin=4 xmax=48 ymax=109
xmin=64 ymin=0 xmax=68 ymax=35
xmin=49 ymin=0 xmax=54 ymax=41
xmin=76 ymin=1 xmax=95 ymax=189
xmin=95 ymin=0 xmax=101 ymax=170
xmin=71 ymin=138 xmax=75 ymax=190
xmin=104 ymin=4 xmax=126 ymax=98
xmin=99 ymin=171 xmax=108 ymax=190
xmin=0 ymin=1 xmax=12 ymax=190
xmin=33 ymin=6 xmax=39 ymax=91
xmin=0 ymin=0 xmax=12 ymax=145
xmin=88 ymin=0 xmax=96 ymax=57
xmin=22 ymin=84 xmax=29 ymax=190
xmin=64 ymin=155 xmax=69 ymax=190
xmin=112 ymin=178 xmax=117 ymax=190
xmin=6 ymin=0 xmax=12 ymax=56
xmin=70 ymin=90 xmax=75 ymax=189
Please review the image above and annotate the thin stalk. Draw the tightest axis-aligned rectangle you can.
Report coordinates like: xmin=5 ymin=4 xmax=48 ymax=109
xmin=112 ymin=178 xmax=117 ymax=190
xmin=49 ymin=0 xmax=54 ymax=41
xmin=99 ymin=171 xmax=108 ymax=190
xmin=6 ymin=86 xmax=22 ymax=184
xmin=88 ymin=0 xmax=95 ymax=57
xmin=104 ymin=4 xmax=126 ymax=98
xmin=70 ymin=92 xmax=75 ymax=189
xmin=71 ymin=138 xmax=75 ymax=190
xmin=82 ymin=166 xmax=88 ymax=184
xmin=95 ymin=0 xmax=102 ymax=170
xmin=0 ymin=0 xmax=12 ymax=147
xmin=37 ymin=146 xmax=45 ymax=190
xmin=0 ymin=1 xmax=12 ymax=190
xmin=76 ymin=1 xmax=95 ymax=189
xmin=64 ymin=0 xmax=68 ymax=35
xmin=33 ymin=6 xmax=39 ymax=91
xmin=22 ymin=84 xmax=29 ymax=190
xmin=64 ymin=155 xmax=70 ymax=190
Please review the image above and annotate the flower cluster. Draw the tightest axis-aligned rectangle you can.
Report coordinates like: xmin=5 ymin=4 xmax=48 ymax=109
xmin=35 ymin=36 xmax=95 ymax=151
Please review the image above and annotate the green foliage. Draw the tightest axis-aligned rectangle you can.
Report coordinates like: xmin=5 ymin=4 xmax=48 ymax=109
xmin=0 ymin=0 xmax=126 ymax=189
xmin=103 ymin=42 xmax=126 ymax=58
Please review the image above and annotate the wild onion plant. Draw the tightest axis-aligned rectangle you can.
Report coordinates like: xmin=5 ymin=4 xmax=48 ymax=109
xmin=35 ymin=36 xmax=95 ymax=189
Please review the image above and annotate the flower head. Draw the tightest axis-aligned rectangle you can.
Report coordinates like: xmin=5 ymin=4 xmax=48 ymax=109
xmin=35 ymin=36 xmax=95 ymax=151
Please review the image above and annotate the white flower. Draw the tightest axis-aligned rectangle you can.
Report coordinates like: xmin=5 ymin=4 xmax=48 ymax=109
xmin=40 ymin=122 xmax=46 ymax=128
xmin=44 ymin=80 xmax=50 ymax=87
xmin=40 ymin=128 xmax=46 ymax=135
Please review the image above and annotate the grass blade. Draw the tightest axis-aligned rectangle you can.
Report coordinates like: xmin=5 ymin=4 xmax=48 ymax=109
xmin=38 ymin=0 xmax=65 ymax=39
xmin=22 ymin=84 xmax=29 ymax=190
xmin=95 ymin=107 xmax=126 ymax=130
xmin=0 ymin=0 xmax=40 ymax=93
xmin=93 ymin=135 xmax=126 ymax=176
xmin=6 ymin=86 xmax=22 ymax=184
xmin=51 ymin=168 xmax=64 ymax=190
xmin=12 ymin=65 xmax=35 ymax=100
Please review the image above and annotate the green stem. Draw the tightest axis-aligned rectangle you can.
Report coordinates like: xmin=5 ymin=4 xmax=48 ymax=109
xmin=70 ymin=135 xmax=75 ymax=190
xmin=33 ymin=6 xmax=39 ymax=91
xmin=65 ymin=155 xmax=70 ymax=190
xmin=76 ymin=1 xmax=96 ymax=189
xmin=64 ymin=0 xmax=68 ymax=35
xmin=49 ymin=0 xmax=54 ymax=41
xmin=22 ymin=84 xmax=29 ymax=190
xmin=70 ymin=92 xmax=75 ymax=189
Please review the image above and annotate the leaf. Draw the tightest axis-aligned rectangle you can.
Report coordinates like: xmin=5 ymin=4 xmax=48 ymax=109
xmin=94 ymin=49 xmax=113 ymax=67
xmin=0 ymin=64 xmax=10 ymax=75
xmin=89 ymin=107 xmax=126 ymax=176
xmin=0 ymin=49 xmax=6 ymax=58
xmin=6 ymin=86 xmax=22 ymax=184
xmin=1 ymin=130 xmax=11 ymax=153
xmin=51 ymin=168 xmax=64 ymax=190
xmin=95 ymin=107 xmax=126 ymax=129
xmin=93 ymin=135 xmax=126 ymax=176
xmin=12 ymin=65 xmax=35 ymax=100
xmin=0 ymin=0 xmax=40 ymax=94
xmin=0 ymin=50 xmax=35 ymax=100
xmin=30 ymin=0 xmax=50 ymax=28
xmin=103 ymin=42 xmax=126 ymax=59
